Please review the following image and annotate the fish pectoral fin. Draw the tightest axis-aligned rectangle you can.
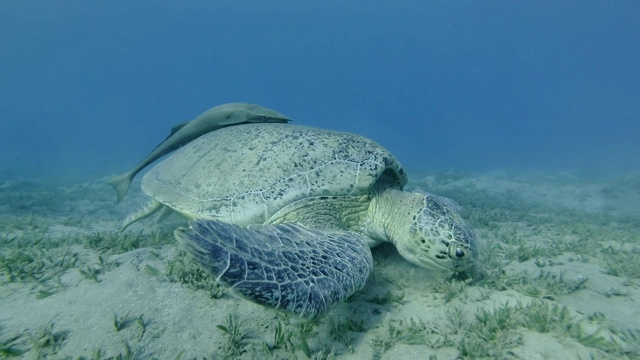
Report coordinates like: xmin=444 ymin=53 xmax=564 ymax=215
xmin=121 ymin=200 xmax=164 ymax=231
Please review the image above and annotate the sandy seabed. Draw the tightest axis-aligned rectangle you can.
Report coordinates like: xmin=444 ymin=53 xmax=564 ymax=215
xmin=1 ymin=170 xmax=639 ymax=359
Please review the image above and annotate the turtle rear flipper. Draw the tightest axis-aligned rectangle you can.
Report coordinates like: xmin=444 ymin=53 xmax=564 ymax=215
xmin=174 ymin=219 xmax=373 ymax=319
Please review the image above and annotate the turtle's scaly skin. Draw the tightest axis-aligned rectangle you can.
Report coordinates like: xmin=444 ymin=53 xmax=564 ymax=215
xmin=175 ymin=219 xmax=372 ymax=319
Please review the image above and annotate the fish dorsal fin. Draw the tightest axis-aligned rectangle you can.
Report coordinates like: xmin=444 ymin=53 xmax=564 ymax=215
xmin=168 ymin=121 xmax=189 ymax=138
xmin=151 ymin=121 xmax=189 ymax=153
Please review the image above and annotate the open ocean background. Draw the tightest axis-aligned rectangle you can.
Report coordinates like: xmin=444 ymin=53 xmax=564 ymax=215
xmin=2 ymin=2 xmax=640 ymax=359
xmin=2 ymin=1 xmax=639 ymax=181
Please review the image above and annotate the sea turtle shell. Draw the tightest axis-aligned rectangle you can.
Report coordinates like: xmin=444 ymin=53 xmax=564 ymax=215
xmin=142 ymin=123 xmax=408 ymax=227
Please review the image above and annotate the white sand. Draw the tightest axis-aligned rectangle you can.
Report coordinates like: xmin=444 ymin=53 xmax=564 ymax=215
xmin=0 ymin=171 xmax=638 ymax=359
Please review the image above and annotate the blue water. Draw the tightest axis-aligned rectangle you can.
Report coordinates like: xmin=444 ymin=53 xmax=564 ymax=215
xmin=1 ymin=1 xmax=639 ymax=180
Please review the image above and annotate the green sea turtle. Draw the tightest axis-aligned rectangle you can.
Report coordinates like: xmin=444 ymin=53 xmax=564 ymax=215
xmin=108 ymin=102 xmax=291 ymax=202
xmin=123 ymin=123 xmax=477 ymax=318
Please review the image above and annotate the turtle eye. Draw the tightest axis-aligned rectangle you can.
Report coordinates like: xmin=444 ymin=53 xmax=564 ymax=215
xmin=455 ymin=248 xmax=465 ymax=258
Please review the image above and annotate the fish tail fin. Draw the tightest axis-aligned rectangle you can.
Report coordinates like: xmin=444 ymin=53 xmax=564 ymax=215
xmin=107 ymin=172 xmax=133 ymax=202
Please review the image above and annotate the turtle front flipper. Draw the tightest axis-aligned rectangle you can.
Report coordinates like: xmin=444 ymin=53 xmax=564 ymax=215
xmin=174 ymin=219 xmax=373 ymax=319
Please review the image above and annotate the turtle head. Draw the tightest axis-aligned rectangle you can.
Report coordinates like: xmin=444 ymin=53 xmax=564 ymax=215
xmin=393 ymin=191 xmax=477 ymax=272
